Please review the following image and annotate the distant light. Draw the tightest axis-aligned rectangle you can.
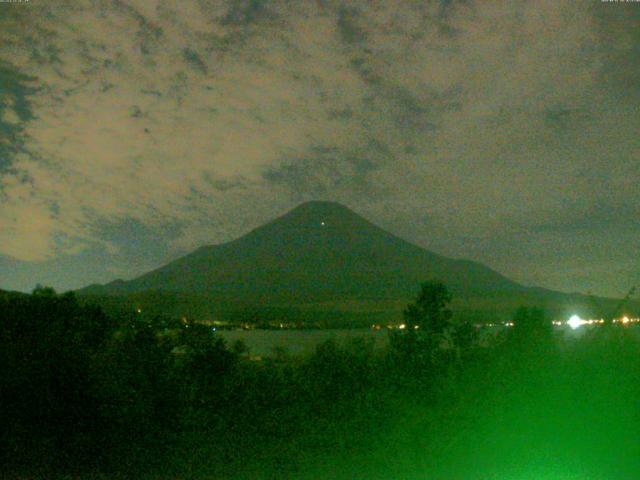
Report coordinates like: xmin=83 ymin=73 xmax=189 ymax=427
xmin=136 ymin=308 xmax=142 ymax=314
xmin=568 ymin=315 xmax=586 ymax=330
xmin=399 ymin=324 xmax=406 ymax=330
xmin=621 ymin=316 xmax=630 ymax=325
xmin=320 ymin=221 xmax=326 ymax=226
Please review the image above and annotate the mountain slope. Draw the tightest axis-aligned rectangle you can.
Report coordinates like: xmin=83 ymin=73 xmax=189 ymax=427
xmin=80 ymin=201 xmax=524 ymax=304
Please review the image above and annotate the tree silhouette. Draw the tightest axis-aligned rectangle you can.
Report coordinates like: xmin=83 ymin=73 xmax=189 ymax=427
xmin=512 ymin=306 xmax=550 ymax=337
xmin=403 ymin=281 xmax=453 ymax=335
xmin=389 ymin=281 xmax=456 ymax=377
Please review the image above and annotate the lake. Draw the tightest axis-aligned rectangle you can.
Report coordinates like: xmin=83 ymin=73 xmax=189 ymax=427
xmin=217 ymin=328 xmax=389 ymax=357
xmin=216 ymin=323 xmax=638 ymax=357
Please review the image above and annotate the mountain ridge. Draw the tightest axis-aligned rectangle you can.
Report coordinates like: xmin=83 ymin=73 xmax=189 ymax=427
xmin=79 ymin=201 xmax=523 ymax=301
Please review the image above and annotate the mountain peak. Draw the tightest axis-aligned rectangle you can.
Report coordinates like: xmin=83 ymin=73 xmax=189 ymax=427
xmin=275 ymin=201 xmax=369 ymax=228
xmin=228 ymin=200 xmax=378 ymax=249
xmin=293 ymin=200 xmax=352 ymax=211
xmin=285 ymin=201 xmax=358 ymax=219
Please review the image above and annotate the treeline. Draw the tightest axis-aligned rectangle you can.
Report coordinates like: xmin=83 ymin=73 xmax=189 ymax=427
xmin=1 ymin=283 xmax=636 ymax=479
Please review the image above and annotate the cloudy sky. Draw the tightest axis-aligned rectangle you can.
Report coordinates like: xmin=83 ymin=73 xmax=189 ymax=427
xmin=0 ymin=0 xmax=638 ymax=297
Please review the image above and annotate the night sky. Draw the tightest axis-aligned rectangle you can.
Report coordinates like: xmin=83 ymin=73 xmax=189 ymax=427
xmin=0 ymin=1 xmax=638 ymax=297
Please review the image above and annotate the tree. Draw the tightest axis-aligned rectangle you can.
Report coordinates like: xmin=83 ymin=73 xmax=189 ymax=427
xmin=509 ymin=306 xmax=552 ymax=349
xmin=32 ymin=284 xmax=57 ymax=297
xmin=0 ymin=287 xmax=115 ymax=472
xmin=451 ymin=319 xmax=478 ymax=356
xmin=512 ymin=306 xmax=550 ymax=336
xmin=231 ymin=339 xmax=249 ymax=357
xmin=389 ymin=282 xmax=455 ymax=376
xmin=403 ymin=281 xmax=453 ymax=335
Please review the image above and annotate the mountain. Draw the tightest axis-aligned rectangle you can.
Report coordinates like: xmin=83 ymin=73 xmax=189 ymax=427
xmin=77 ymin=201 xmax=636 ymax=323
xmin=80 ymin=201 xmax=522 ymax=299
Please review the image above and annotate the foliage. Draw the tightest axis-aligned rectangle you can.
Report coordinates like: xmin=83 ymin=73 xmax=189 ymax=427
xmin=403 ymin=281 xmax=453 ymax=334
xmin=389 ymin=281 xmax=467 ymax=379
xmin=7 ymin=285 xmax=627 ymax=479
xmin=510 ymin=305 xmax=552 ymax=344
xmin=0 ymin=288 xmax=114 ymax=472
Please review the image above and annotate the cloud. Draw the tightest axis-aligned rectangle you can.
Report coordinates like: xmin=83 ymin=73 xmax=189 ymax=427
xmin=0 ymin=0 xmax=637 ymax=295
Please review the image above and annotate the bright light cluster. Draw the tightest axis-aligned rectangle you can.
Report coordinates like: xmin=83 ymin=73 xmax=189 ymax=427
xmin=565 ymin=315 xmax=639 ymax=329
xmin=567 ymin=315 xmax=587 ymax=330
xmin=612 ymin=316 xmax=640 ymax=325
xmin=476 ymin=322 xmax=514 ymax=328
xmin=371 ymin=324 xmax=420 ymax=330
xmin=378 ymin=316 xmax=640 ymax=332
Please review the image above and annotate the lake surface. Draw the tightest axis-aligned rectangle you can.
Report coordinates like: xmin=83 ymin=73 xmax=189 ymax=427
xmin=217 ymin=328 xmax=389 ymax=357
xmin=217 ymin=325 xmax=510 ymax=357
xmin=217 ymin=324 xmax=640 ymax=357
